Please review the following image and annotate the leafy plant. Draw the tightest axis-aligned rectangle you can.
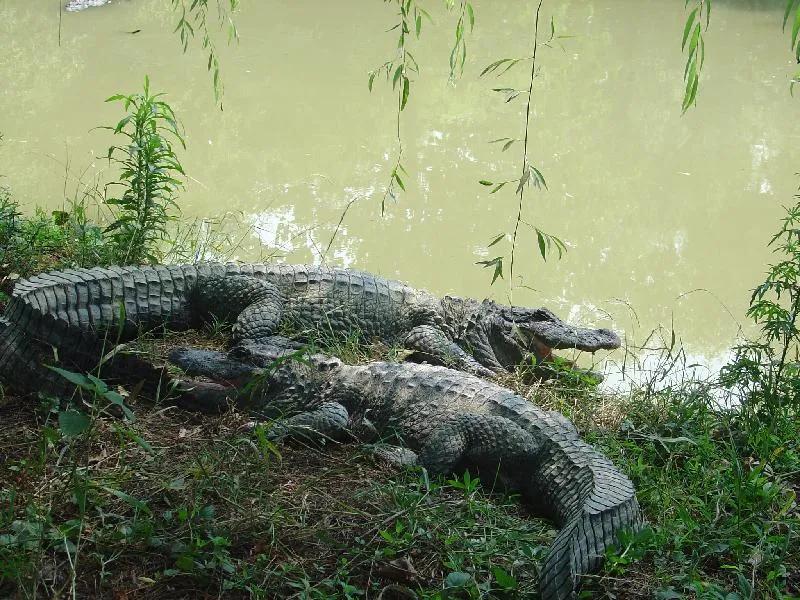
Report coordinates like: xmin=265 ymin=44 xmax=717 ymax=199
xmin=447 ymin=470 xmax=480 ymax=496
xmin=476 ymin=2 xmax=567 ymax=288
xmin=171 ymin=0 xmax=240 ymax=106
xmin=721 ymin=183 xmax=800 ymax=410
xmin=103 ymin=77 xmax=186 ymax=265
xmin=680 ymin=0 xmax=711 ymax=113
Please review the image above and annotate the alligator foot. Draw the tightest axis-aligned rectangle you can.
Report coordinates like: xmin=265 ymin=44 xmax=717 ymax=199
xmin=404 ymin=325 xmax=495 ymax=378
xmin=418 ymin=415 xmax=542 ymax=479
xmin=266 ymin=402 xmax=350 ymax=444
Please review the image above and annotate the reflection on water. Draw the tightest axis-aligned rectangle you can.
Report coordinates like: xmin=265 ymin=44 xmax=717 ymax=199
xmin=0 ymin=0 xmax=797 ymax=378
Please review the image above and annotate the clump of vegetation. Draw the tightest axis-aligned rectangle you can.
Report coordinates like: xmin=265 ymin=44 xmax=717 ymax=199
xmin=587 ymin=382 xmax=799 ymax=598
xmin=0 ymin=78 xmax=186 ymax=306
xmin=0 ymin=195 xmax=109 ymax=300
xmin=103 ymin=76 xmax=187 ymax=265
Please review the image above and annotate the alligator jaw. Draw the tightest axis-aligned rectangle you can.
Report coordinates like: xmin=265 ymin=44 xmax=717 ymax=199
xmin=168 ymin=347 xmax=261 ymax=381
xmin=515 ymin=308 xmax=621 ymax=353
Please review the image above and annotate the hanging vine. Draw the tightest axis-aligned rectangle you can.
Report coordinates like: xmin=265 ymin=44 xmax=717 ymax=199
xmin=475 ymin=1 xmax=566 ymax=287
xmin=785 ymin=0 xmax=800 ymax=93
xmin=680 ymin=0 xmax=711 ymax=113
xmin=171 ymin=0 xmax=240 ymax=108
xmin=446 ymin=0 xmax=475 ymax=83
xmin=368 ymin=1 xmax=475 ymax=214
xmin=367 ymin=1 xmax=424 ymax=215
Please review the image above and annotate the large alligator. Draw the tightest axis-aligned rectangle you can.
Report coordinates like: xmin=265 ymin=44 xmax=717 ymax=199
xmin=0 ymin=263 xmax=620 ymax=395
xmin=169 ymin=339 xmax=642 ymax=600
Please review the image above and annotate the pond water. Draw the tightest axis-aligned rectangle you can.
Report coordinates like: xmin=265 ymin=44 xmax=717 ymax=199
xmin=1 ymin=0 xmax=797 ymax=383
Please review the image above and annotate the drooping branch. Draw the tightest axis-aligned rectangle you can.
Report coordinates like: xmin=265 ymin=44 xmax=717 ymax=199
xmin=784 ymin=0 xmax=800 ymax=93
xmin=368 ymin=0 xmax=424 ymax=214
xmin=171 ymin=0 xmax=240 ymax=108
xmin=476 ymin=2 xmax=566 ymax=289
xmin=680 ymin=0 xmax=711 ymax=113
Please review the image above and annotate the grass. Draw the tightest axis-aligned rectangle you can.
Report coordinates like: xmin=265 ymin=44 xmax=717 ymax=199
xmin=0 ymin=378 xmax=547 ymax=599
xmin=1 ymin=325 xmax=798 ymax=599
xmin=0 ymin=193 xmax=111 ymax=299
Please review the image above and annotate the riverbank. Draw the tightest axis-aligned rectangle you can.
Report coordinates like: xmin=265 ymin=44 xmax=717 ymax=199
xmin=0 ymin=273 xmax=798 ymax=598
xmin=1 ymin=197 xmax=798 ymax=597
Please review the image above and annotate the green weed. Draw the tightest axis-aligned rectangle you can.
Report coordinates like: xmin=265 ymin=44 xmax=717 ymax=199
xmin=103 ymin=76 xmax=186 ymax=265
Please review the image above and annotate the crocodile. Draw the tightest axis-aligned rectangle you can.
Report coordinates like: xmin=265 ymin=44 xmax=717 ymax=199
xmin=0 ymin=263 xmax=620 ymax=396
xmin=168 ymin=339 xmax=643 ymax=600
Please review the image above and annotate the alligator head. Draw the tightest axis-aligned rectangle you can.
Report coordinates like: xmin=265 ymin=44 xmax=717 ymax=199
xmin=448 ymin=298 xmax=621 ymax=373
xmin=168 ymin=340 xmax=339 ymax=416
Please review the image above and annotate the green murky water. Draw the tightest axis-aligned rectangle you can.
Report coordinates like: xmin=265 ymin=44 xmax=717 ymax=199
xmin=1 ymin=0 xmax=797 ymax=380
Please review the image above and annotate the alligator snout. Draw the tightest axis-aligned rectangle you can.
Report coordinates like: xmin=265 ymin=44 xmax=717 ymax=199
xmin=524 ymin=320 xmax=621 ymax=352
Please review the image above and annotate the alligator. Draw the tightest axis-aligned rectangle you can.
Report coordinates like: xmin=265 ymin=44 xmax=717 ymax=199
xmin=168 ymin=339 xmax=643 ymax=600
xmin=0 ymin=263 xmax=620 ymax=396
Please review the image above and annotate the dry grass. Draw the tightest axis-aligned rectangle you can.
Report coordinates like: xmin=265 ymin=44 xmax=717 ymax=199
xmin=0 ymin=383 xmax=556 ymax=599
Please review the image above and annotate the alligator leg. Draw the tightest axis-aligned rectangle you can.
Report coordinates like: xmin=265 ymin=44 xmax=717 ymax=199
xmin=193 ymin=276 xmax=285 ymax=344
xmin=417 ymin=414 xmax=541 ymax=478
xmin=404 ymin=325 xmax=494 ymax=378
xmin=366 ymin=444 xmax=419 ymax=467
xmin=232 ymin=284 xmax=285 ymax=343
xmin=266 ymin=401 xmax=350 ymax=444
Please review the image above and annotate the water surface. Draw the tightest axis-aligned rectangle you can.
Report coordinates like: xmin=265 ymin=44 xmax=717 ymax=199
xmin=1 ymin=0 xmax=797 ymax=380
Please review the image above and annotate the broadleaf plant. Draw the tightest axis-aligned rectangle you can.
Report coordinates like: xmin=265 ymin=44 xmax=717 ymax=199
xmin=102 ymin=77 xmax=186 ymax=265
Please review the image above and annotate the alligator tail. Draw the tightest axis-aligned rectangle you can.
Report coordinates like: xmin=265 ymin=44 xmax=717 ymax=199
xmin=0 ymin=264 xmax=224 ymax=396
xmin=537 ymin=449 xmax=642 ymax=600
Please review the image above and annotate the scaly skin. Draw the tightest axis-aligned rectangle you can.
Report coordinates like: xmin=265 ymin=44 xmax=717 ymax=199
xmin=170 ymin=342 xmax=643 ymax=600
xmin=0 ymin=263 xmax=621 ymax=395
